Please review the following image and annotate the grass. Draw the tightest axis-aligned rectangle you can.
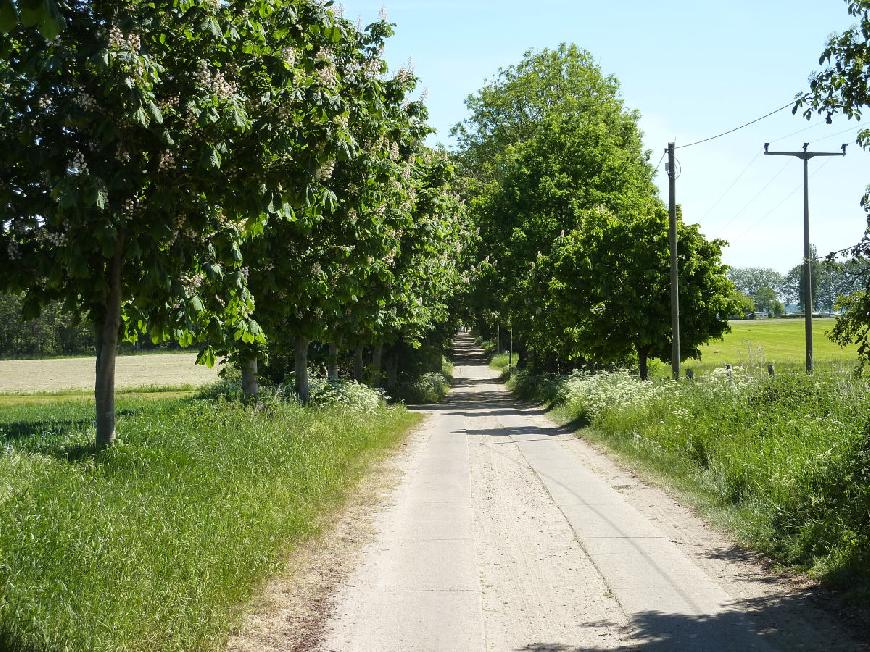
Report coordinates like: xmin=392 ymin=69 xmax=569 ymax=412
xmin=505 ymin=364 xmax=870 ymax=603
xmin=0 ymin=391 xmax=419 ymax=651
xmin=678 ymin=318 xmax=859 ymax=376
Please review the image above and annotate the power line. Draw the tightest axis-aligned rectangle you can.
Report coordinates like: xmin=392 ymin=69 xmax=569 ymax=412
xmin=769 ymin=119 xmax=826 ymax=144
xmin=809 ymin=124 xmax=861 ymax=145
xmin=735 ymin=157 xmax=835 ymax=241
xmin=718 ymin=160 xmax=791 ymax=231
xmin=700 ymin=150 xmax=761 ymax=221
xmin=677 ymin=96 xmax=807 ymax=149
xmin=700 ymin=120 xmax=825 ymax=222
xmin=652 ymin=149 xmax=667 ymax=173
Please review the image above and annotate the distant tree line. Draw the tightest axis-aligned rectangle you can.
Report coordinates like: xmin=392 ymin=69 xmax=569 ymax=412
xmin=728 ymin=252 xmax=869 ymax=318
xmin=0 ymin=293 xmax=93 ymax=357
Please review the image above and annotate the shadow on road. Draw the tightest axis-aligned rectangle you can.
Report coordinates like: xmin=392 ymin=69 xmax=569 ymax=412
xmin=518 ymin=587 xmax=869 ymax=650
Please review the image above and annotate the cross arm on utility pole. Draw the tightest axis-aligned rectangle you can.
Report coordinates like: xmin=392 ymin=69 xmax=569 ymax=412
xmin=763 ymin=142 xmax=848 ymax=159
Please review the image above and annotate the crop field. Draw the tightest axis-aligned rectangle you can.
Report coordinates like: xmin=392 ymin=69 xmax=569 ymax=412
xmin=684 ymin=318 xmax=859 ymax=374
xmin=0 ymin=352 xmax=221 ymax=394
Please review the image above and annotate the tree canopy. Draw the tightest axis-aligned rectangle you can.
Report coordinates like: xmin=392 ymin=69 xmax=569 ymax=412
xmin=455 ymin=44 xmax=736 ymax=376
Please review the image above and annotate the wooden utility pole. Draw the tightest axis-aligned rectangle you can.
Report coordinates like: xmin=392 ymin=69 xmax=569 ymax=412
xmin=667 ymin=142 xmax=680 ymax=380
xmin=763 ymin=142 xmax=847 ymax=373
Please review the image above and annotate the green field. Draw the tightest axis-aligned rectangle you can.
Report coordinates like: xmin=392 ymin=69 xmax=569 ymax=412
xmin=684 ymin=318 xmax=859 ymax=374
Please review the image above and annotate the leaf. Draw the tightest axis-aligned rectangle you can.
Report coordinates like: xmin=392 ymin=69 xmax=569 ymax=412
xmin=148 ymin=101 xmax=163 ymax=124
xmin=92 ymin=185 xmax=108 ymax=209
xmin=37 ymin=0 xmax=63 ymax=39
xmin=0 ymin=0 xmax=18 ymax=33
xmin=190 ymin=296 xmax=204 ymax=312
xmin=208 ymin=146 xmax=222 ymax=168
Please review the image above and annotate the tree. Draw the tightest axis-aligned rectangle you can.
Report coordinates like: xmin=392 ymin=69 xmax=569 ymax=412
xmin=545 ymin=206 xmax=736 ymax=379
xmin=727 ymin=267 xmax=785 ymax=313
xmin=796 ymin=0 xmax=869 ymax=154
xmin=0 ymin=1 xmax=278 ymax=446
xmin=754 ymin=286 xmax=785 ymax=317
xmin=236 ymin=9 xmax=427 ymax=400
xmin=455 ymin=44 xmax=659 ymax=367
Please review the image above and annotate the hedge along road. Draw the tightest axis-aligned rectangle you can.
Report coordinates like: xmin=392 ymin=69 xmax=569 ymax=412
xmin=312 ymin=334 xmax=864 ymax=651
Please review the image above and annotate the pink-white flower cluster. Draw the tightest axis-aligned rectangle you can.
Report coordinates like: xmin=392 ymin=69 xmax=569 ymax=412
xmin=109 ymin=26 xmax=141 ymax=52
xmin=194 ymin=62 xmax=239 ymax=100
xmin=158 ymin=150 xmax=175 ymax=170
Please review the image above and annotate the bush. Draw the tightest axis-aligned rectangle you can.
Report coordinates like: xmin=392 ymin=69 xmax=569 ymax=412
xmin=391 ymin=371 xmax=451 ymax=404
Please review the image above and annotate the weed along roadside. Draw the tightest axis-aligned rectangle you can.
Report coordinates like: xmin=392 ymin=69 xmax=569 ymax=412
xmin=0 ymin=383 xmax=421 ymax=651
xmin=494 ymin=354 xmax=870 ymax=606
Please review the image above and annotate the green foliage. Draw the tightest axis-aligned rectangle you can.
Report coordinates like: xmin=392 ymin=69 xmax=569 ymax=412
xmin=512 ymin=367 xmax=870 ymax=596
xmin=0 ymin=0 xmax=64 ymax=40
xmin=798 ymin=0 xmax=870 ymax=365
xmin=728 ymin=267 xmax=786 ymax=315
xmin=0 ymin=293 xmax=92 ymax=357
xmin=730 ymin=290 xmax=756 ymax=318
xmin=391 ymin=371 xmax=451 ymax=404
xmin=797 ymin=0 xmax=870 ymax=152
xmin=456 ymin=45 xmax=734 ymax=375
xmin=0 ymin=394 xmax=418 ymax=651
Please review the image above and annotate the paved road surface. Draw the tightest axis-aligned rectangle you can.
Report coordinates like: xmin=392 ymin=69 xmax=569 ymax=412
xmin=318 ymin=335 xmax=862 ymax=651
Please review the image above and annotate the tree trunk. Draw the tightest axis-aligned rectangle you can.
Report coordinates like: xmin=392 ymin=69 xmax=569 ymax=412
xmin=241 ymin=354 xmax=258 ymax=399
xmin=327 ymin=342 xmax=339 ymax=382
xmin=385 ymin=345 xmax=399 ymax=390
xmin=370 ymin=341 xmax=383 ymax=386
xmin=638 ymin=348 xmax=650 ymax=381
xmin=95 ymin=240 xmax=124 ymax=449
xmin=352 ymin=345 xmax=364 ymax=381
xmin=295 ymin=336 xmax=309 ymax=403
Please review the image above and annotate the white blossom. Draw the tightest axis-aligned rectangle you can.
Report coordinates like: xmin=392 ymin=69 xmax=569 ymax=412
xmin=282 ymin=46 xmax=297 ymax=69
xmin=158 ymin=150 xmax=175 ymax=170
xmin=70 ymin=151 xmax=87 ymax=174
xmin=108 ymin=26 xmax=140 ymax=52
xmin=316 ymin=160 xmax=336 ymax=181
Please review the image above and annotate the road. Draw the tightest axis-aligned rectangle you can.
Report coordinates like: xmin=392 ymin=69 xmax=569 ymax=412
xmin=315 ymin=335 xmax=863 ymax=651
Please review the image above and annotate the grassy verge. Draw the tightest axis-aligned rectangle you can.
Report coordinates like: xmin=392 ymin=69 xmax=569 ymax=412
xmin=503 ymin=365 xmax=870 ymax=602
xmin=0 ymin=391 xmax=419 ymax=651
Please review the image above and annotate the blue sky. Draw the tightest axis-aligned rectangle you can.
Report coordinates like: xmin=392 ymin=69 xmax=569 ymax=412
xmin=341 ymin=0 xmax=870 ymax=273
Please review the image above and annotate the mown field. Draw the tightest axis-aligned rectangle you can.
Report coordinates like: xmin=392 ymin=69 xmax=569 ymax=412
xmin=0 ymin=352 xmax=220 ymax=393
xmin=0 ymin=382 xmax=419 ymax=651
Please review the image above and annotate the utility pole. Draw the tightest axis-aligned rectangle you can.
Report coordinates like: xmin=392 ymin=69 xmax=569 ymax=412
xmin=763 ymin=142 xmax=847 ymax=373
xmin=666 ymin=143 xmax=680 ymax=380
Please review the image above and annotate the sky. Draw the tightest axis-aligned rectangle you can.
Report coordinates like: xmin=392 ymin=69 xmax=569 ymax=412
xmin=340 ymin=0 xmax=870 ymax=274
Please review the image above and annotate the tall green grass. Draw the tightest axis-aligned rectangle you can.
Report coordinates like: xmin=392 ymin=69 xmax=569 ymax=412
xmin=508 ymin=366 xmax=870 ymax=600
xmin=0 ymin=394 xmax=419 ymax=651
